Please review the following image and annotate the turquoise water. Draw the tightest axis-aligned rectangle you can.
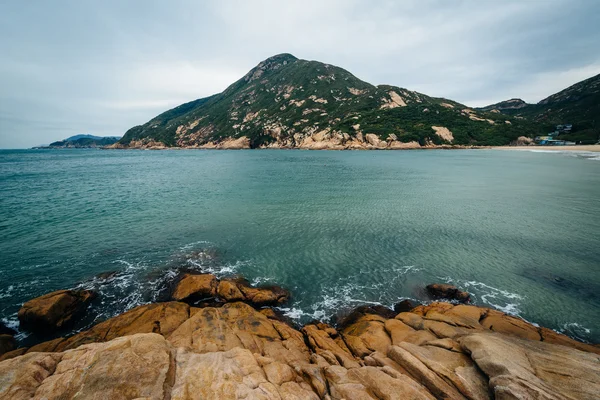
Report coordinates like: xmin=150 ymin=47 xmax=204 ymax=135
xmin=1 ymin=149 xmax=599 ymax=344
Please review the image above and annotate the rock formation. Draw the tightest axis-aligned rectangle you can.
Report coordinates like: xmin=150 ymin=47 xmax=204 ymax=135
xmin=17 ymin=289 xmax=95 ymax=332
xmin=170 ymin=273 xmax=290 ymax=306
xmin=426 ymin=283 xmax=471 ymax=303
xmin=1 ymin=298 xmax=599 ymax=399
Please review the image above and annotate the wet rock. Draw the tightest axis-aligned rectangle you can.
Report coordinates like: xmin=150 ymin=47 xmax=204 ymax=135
xmin=2 ymin=289 xmax=600 ymax=399
xmin=95 ymin=270 xmax=119 ymax=281
xmin=0 ymin=334 xmax=16 ymax=356
xmin=237 ymin=283 xmax=290 ymax=306
xmin=17 ymin=289 xmax=95 ymax=332
xmin=393 ymin=299 xmax=417 ymax=313
xmin=171 ymin=273 xmax=218 ymax=302
xmin=426 ymin=283 xmax=471 ymax=303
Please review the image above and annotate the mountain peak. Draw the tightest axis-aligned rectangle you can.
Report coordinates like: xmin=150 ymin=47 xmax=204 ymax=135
xmin=243 ymin=53 xmax=298 ymax=82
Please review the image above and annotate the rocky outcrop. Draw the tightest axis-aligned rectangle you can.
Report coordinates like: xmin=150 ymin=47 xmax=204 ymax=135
xmin=426 ymin=283 xmax=471 ymax=303
xmin=2 ymin=300 xmax=598 ymax=399
xmin=171 ymin=274 xmax=290 ymax=306
xmin=17 ymin=289 xmax=95 ymax=332
xmin=171 ymin=273 xmax=218 ymax=301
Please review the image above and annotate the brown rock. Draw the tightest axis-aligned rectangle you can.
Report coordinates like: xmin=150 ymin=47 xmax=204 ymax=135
xmin=0 ymin=347 xmax=27 ymax=362
xmin=302 ymin=324 xmax=360 ymax=369
xmin=460 ymin=332 xmax=600 ymax=400
xmin=238 ymin=283 xmax=290 ymax=306
xmin=479 ymin=309 xmax=541 ymax=341
xmin=426 ymin=283 xmax=471 ymax=303
xmin=17 ymin=289 xmax=95 ymax=332
xmin=384 ymin=318 xmax=437 ymax=346
xmin=36 ymin=333 xmax=173 ymax=400
xmin=55 ymin=301 xmax=190 ymax=351
xmin=0 ymin=352 xmax=61 ymax=399
xmin=26 ymin=337 xmax=65 ymax=353
xmin=217 ymin=279 xmax=245 ymax=301
xmin=337 ymin=305 xmax=397 ymax=329
xmin=171 ymin=273 xmax=217 ymax=301
xmin=169 ymin=302 xmax=309 ymax=366
xmin=0 ymin=334 xmax=16 ymax=356
xmin=342 ymin=314 xmax=392 ymax=357
xmin=539 ymin=326 xmax=600 ymax=354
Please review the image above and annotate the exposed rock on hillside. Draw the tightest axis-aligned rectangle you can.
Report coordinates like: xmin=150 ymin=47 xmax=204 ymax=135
xmin=116 ymin=54 xmax=539 ymax=149
xmin=1 ymin=299 xmax=599 ymax=399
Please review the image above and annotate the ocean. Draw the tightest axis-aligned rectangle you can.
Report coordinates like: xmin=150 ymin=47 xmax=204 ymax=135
xmin=1 ymin=148 xmax=599 ymax=345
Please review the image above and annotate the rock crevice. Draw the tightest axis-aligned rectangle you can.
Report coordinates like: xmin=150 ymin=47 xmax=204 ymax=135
xmin=1 ymin=301 xmax=599 ymax=399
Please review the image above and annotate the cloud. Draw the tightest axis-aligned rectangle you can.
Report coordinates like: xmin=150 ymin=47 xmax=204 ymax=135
xmin=0 ymin=0 xmax=599 ymax=148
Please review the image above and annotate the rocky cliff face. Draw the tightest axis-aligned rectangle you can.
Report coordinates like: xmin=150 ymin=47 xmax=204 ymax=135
xmin=1 ymin=300 xmax=599 ymax=399
xmin=115 ymin=54 xmax=539 ymax=149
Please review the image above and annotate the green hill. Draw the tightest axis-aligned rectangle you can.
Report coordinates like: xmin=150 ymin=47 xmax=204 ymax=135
xmin=36 ymin=136 xmax=121 ymax=149
xmin=117 ymin=54 xmax=542 ymax=149
xmin=478 ymin=74 xmax=600 ymax=143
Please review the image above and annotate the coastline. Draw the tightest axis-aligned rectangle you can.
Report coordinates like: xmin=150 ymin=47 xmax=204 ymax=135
xmin=494 ymin=144 xmax=600 ymax=152
xmin=1 ymin=276 xmax=599 ymax=399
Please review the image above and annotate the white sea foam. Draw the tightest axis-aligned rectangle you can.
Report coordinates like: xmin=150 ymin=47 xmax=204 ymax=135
xmin=440 ymin=277 xmax=524 ymax=315
xmin=277 ymin=264 xmax=420 ymax=324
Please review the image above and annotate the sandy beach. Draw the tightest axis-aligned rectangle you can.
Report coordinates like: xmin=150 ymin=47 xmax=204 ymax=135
xmin=495 ymin=145 xmax=600 ymax=152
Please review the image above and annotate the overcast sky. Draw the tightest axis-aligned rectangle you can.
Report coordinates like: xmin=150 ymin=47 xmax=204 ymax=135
xmin=1 ymin=0 xmax=599 ymax=148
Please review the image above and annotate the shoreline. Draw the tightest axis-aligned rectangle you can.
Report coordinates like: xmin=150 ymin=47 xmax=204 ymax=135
xmin=494 ymin=144 xmax=600 ymax=152
xmin=25 ymin=143 xmax=600 ymax=152
xmin=1 ymin=276 xmax=599 ymax=399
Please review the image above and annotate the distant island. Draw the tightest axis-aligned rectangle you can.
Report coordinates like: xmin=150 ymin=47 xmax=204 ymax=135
xmin=107 ymin=53 xmax=599 ymax=150
xmin=33 ymin=134 xmax=121 ymax=149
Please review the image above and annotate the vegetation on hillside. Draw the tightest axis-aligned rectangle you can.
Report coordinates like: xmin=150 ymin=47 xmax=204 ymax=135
xmin=478 ymin=74 xmax=600 ymax=143
xmin=120 ymin=54 xmax=598 ymax=148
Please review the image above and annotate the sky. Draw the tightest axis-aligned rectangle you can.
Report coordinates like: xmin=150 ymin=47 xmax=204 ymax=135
xmin=1 ymin=0 xmax=599 ymax=148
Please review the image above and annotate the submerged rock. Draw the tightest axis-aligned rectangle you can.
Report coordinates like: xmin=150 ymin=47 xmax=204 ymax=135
xmin=426 ymin=283 xmax=471 ymax=303
xmin=17 ymin=289 xmax=95 ymax=332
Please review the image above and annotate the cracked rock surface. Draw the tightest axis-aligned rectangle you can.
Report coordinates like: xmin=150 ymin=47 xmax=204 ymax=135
xmin=1 ymin=301 xmax=599 ymax=399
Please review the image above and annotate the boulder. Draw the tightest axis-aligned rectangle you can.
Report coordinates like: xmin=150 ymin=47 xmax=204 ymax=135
xmin=17 ymin=289 xmax=95 ymax=332
xmin=394 ymin=299 xmax=417 ymax=313
xmin=237 ymin=283 xmax=290 ymax=306
xmin=171 ymin=273 xmax=217 ymax=302
xmin=426 ymin=283 xmax=471 ymax=303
